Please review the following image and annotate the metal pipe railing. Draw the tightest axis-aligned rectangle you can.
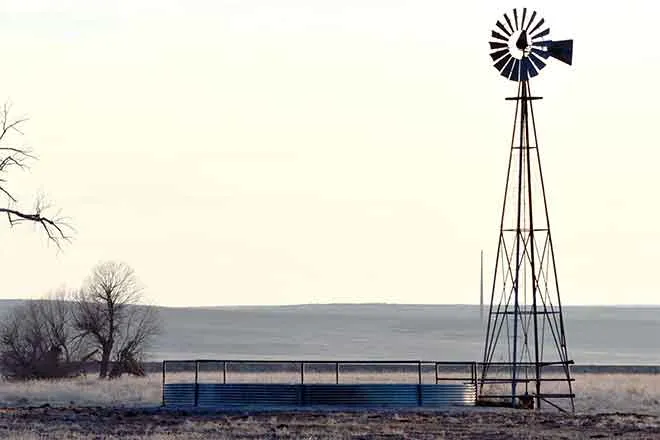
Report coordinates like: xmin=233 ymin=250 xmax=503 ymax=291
xmin=162 ymin=359 xmax=483 ymax=406
xmin=161 ymin=359 xmax=575 ymax=407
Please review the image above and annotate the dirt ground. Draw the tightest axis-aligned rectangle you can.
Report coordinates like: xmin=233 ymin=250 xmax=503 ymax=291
xmin=0 ymin=406 xmax=659 ymax=439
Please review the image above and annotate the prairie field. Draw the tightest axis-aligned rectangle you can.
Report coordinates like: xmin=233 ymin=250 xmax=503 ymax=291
xmin=0 ymin=371 xmax=657 ymax=439
xmin=0 ymin=371 xmax=658 ymax=415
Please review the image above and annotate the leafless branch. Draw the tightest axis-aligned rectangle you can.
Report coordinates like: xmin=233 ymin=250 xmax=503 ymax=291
xmin=0 ymin=102 xmax=72 ymax=248
xmin=1 ymin=203 xmax=72 ymax=249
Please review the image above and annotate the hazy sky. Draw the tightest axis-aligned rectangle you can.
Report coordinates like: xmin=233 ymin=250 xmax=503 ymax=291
xmin=0 ymin=1 xmax=657 ymax=306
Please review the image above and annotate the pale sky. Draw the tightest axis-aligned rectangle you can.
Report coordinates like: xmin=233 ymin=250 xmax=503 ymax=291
xmin=0 ymin=0 xmax=657 ymax=306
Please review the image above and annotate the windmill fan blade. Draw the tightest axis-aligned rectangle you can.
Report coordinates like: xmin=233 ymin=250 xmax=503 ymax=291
xmin=532 ymin=48 xmax=551 ymax=59
xmin=504 ymin=13 xmax=514 ymax=33
xmin=489 ymin=41 xmax=507 ymax=50
xmin=513 ymin=9 xmax=519 ymax=29
xmin=532 ymin=28 xmax=550 ymax=40
xmin=496 ymin=21 xmax=511 ymax=36
xmin=521 ymin=58 xmax=538 ymax=80
xmin=521 ymin=8 xmax=527 ymax=30
xmin=532 ymin=40 xmax=552 ymax=48
xmin=547 ymin=39 xmax=573 ymax=65
xmin=490 ymin=48 xmax=509 ymax=62
xmin=519 ymin=61 xmax=529 ymax=81
xmin=491 ymin=30 xmax=508 ymax=41
xmin=530 ymin=17 xmax=545 ymax=34
xmin=494 ymin=54 xmax=512 ymax=71
xmin=510 ymin=59 xmax=521 ymax=81
xmin=529 ymin=52 xmax=547 ymax=70
xmin=526 ymin=11 xmax=537 ymax=31
xmin=528 ymin=64 xmax=539 ymax=78
xmin=501 ymin=57 xmax=515 ymax=78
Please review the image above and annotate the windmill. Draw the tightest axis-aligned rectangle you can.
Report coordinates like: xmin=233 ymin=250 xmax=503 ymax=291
xmin=480 ymin=8 xmax=575 ymax=412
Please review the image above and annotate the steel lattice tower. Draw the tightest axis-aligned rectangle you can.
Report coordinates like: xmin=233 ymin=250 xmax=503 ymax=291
xmin=480 ymin=8 xmax=575 ymax=412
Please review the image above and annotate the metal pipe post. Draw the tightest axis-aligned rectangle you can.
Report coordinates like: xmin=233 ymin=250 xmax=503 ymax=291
xmin=194 ymin=361 xmax=199 ymax=407
xmin=417 ymin=362 xmax=423 ymax=406
xmin=161 ymin=361 xmax=166 ymax=406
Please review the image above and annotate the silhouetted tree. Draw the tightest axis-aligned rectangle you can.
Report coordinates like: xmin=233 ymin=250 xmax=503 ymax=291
xmin=0 ymin=103 xmax=70 ymax=245
xmin=74 ymin=261 xmax=161 ymax=378
xmin=0 ymin=291 xmax=95 ymax=379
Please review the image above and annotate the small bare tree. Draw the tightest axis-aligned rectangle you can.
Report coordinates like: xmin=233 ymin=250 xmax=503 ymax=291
xmin=0 ymin=103 xmax=70 ymax=245
xmin=74 ymin=261 xmax=161 ymax=378
xmin=0 ymin=291 xmax=95 ymax=379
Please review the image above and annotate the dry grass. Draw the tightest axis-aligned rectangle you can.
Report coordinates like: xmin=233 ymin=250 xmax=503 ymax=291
xmin=574 ymin=373 xmax=660 ymax=414
xmin=0 ymin=371 xmax=657 ymax=415
xmin=0 ymin=372 xmax=657 ymax=439
xmin=0 ymin=374 xmax=162 ymax=408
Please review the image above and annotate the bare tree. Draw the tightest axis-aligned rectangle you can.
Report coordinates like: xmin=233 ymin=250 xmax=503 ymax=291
xmin=0 ymin=291 xmax=95 ymax=379
xmin=0 ymin=103 xmax=70 ymax=246
xmin=74 ymin=261 xmax=161 ymax=378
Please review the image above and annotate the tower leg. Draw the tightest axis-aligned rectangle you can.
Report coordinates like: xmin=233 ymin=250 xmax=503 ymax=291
xmin=479 ymin=81 xmax=574 ymax=412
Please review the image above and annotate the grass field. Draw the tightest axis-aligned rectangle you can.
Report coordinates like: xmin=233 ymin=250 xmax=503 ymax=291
xmin=0 ymin=372 xmax=657 ymax=439
xmin=0 ymin=371 xmax=657 ymax=413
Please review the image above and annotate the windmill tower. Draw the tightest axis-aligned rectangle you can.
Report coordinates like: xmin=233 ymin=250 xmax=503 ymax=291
xmin=480 ymin=8 xmax=575 ymax=412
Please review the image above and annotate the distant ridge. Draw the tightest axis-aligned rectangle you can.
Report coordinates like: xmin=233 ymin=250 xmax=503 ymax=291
xmin=165 ymin=302 xmax=489 ymax=308
xmin=0 ymin=299 xmax=658 ymax=310
xmin=0 ymin=300 xmax=658 ymax=364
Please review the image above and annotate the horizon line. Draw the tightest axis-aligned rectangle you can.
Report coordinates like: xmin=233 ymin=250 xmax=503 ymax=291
xmin=1 ymin=298 xmax=658 ymax=309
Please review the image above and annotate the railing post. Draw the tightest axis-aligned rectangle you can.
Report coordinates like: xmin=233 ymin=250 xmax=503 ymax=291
xmin=299 ymin=362 xmax=305 ymax=406
xmin=223 ymin=361 xmax=227 ymax=384
xmin=417 ymin=361 xmax=422 ymax=406
xmin=161 ymin=361 xmax=166 ymax=406
xmin=194 ymin=361 xmax=199 ymax=407
xmin=473 ymin=362 xmax=478 ymax=402
xmin=335 ymin=362 xmax=339 ymax=385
